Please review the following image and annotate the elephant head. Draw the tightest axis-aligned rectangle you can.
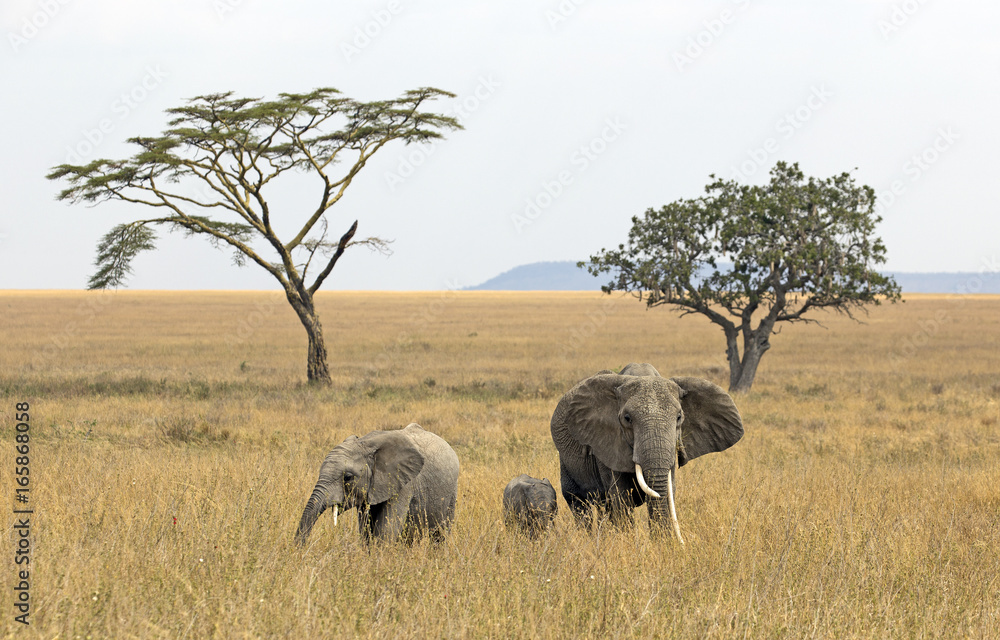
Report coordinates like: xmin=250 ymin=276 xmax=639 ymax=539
xmin=618 ymin=362 xmax=661 ymax=377
xmin=294 ymin=430 xmax=425 ymax=545
xmin=558 ymin=365 xmax=743 ymax=541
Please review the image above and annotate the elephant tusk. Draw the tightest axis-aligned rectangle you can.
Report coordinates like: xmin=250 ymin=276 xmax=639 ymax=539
xmin=333 ymin=504 xmax=338 ymax=527
xmin=667 ymin=470 xmax=684 ymax=545
xmin=635 ymin=463 xmax=661 ymax=499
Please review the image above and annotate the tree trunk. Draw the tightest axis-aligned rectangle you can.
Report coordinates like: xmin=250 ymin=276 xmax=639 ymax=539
xmin=725 ymin=329 xmax=742 ymax=391
xmin=727 ymin=328 xmax=770 ymax=394
xmin=286 ymin=289 xmax=332 ymax=385
xmin=305 ymin=315 xmax=331 ymax=384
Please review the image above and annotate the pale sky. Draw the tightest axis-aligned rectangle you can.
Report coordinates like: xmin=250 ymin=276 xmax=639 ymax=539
xmin=2 ymin=0 xmax=997 ymax=290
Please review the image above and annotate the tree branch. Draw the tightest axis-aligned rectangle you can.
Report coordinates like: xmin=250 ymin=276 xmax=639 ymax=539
xmin=308 ymin=220 xmax=358 ymax=296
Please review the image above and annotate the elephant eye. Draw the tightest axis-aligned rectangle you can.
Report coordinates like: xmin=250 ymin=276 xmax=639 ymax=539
xmin=344 ymin=471 xmax=355 ymax=481
xmin=623 ymin=413 xmax=632 ymax=424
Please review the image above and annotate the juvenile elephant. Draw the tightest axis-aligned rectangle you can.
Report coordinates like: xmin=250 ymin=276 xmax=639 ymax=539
xmin=550 ymin=363 xmax=743 ymax=542
xmin=295 ymin=423 xmax=459 ymax=545
xmin=503 ymin=474 xmax=557 ymax=537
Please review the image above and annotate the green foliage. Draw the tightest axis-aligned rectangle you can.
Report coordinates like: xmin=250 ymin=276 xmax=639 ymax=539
xmin=585 ymin=162 xmax=901 ymax=318
xmin=88 ymin=223 xmax=158 ymax=289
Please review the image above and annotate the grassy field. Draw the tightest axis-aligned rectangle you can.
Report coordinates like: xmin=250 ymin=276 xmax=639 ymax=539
xmin=2 ymin=290 xmax=999 ymax=639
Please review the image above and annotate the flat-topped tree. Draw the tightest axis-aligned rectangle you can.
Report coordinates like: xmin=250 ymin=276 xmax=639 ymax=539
xmin=48 ymin=87 xmax=461 ymax=384
xmin=583 ymin=162 xmax=901 ymax=393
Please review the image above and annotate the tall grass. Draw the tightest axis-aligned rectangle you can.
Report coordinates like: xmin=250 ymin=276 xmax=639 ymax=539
xmin=1 ymin=291 xmax=998 ymax=638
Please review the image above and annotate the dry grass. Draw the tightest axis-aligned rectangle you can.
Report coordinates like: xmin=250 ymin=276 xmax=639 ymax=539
xmin=2 ymin=290 xmax=999 ymax=639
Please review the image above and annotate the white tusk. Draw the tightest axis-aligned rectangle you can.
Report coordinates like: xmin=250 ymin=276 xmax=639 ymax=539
xmin=635 ymin=463 xmax=661 ymax=499
xmin=667 ymin=469 xmax=684 ymax=545
xmin=333 ymin=504 xmax=338 ymax=527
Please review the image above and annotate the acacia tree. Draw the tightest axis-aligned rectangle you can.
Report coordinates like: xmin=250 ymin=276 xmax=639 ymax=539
xmin=48 ymin=87 xmax=460 ymax=384
xmin=584 ymin=162 xmax=901 ymax=393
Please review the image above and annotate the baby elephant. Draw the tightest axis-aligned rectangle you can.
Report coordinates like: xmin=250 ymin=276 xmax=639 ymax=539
xmin=295 ymin=423 xmax=460 ymax=545
xmin=503 ymin=474 xmax=558 ymax=537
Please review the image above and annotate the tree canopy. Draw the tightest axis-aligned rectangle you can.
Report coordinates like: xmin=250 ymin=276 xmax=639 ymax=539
xmin=584 ymin=162 xmax=901 ymax=392
xmin=48 ymin=87 xmax=461 ymax=383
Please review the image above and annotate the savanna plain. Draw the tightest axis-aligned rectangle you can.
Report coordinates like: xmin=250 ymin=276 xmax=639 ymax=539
xmin=2 ymin=290 xmax=999 ymax=639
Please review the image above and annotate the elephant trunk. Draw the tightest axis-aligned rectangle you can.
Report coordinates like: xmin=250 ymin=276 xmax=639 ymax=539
xmin=639 ymin=463 xmax=684 ymax=545
xmin=295 ymin=485 xmax=331 ymax=545
xmin=634 ymin=428 xmax=684 ymax=543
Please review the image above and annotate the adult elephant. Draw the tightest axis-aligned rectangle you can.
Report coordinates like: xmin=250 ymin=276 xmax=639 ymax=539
xmin=295 ymin=423 xmax=459 ymax=545
xmin=550 ymin=363 xmax=743 ymax=543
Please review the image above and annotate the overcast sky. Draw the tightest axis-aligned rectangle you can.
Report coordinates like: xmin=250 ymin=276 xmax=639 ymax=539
xmin=1 ymin=0 xmax=997 ymax=291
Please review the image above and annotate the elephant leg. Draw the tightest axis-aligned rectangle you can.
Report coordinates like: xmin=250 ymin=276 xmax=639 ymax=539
xmin=358 ymin=506 xmax=375 ymax=544
xmin=371 ymin=497 xmax=414 ymax=543
xmin=560 ymin=461 xmax=595 ymax=529
xmin=428 ymin=526 xmax=447 ymax=544
xmin=428 ymin=494 xmax=457 ymax=543
xmin=406 ymin=502 xmax=439 ymax=545
xmin=604 ymin=470 xmax=638 ymax=529
xmin=400 ymin=521 xmax=419 ymax=545
xmin=564 ymin=491 xmax=595 ymax=530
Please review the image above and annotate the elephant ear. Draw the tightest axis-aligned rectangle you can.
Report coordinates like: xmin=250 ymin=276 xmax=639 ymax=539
xmin=361 ymin=430 xmax=425 ymax=505
xmin=671 ymin=377 xmax=744 ymax=466
xmin=561 ymin=373 xmax=634 ymax=473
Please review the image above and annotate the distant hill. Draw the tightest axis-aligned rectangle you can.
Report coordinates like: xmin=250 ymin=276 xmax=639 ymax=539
xmin=467 ymin=261 xmax=1000 ymax=294
xmin=468 ymin=261 xmax=604 ymax=291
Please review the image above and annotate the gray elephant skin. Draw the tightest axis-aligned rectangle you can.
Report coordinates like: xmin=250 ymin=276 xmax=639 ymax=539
xmin=503 ymin=474 xmax=557 ymax=537
xmin=295 ymin=423 xmax=460 ymax=545
xmin=550 ymin=363 xmax=743 ymax=542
